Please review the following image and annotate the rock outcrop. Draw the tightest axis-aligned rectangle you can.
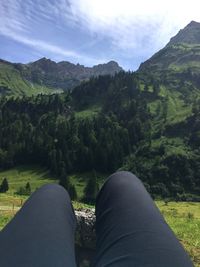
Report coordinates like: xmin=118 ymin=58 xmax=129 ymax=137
xmin=75 ymin=208 xmax=96 ymax=249
xmin=75 ymin=208 xmax=96 ymax=267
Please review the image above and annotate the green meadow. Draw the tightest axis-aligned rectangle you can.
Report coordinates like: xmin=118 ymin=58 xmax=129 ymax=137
xmin=0 ymin=165 xmax=199 ymax=266
xmin=0 ymin=63 xmax=61 ymax=96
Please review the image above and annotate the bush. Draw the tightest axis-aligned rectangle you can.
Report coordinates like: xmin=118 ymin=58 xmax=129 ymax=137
xmin=59 ymin=173 xmax=77 ymax=200
xmin=176 ymin=193 xmax=200 ymax=202
xmin=68 ymin=184 xmax=77 ymax=201
xmin=83 ymin=176 xmax=99 ymax=204
xmin=151 ymin=183 xmax=169 ymax=198
xmin=16 ymin=182 xmax=31 ymax=195
xmin=187 ymin=212 xmax=194 ymax=219
xmin=0 ymin=178 xmax=9 ymax=193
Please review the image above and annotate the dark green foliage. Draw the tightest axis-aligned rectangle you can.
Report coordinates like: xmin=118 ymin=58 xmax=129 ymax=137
xmin=25 ymin=182 xmax=31 ymax=195
xmin=83 ymin=176 xmax=99 ymax=204
xmin=0 ymin=178 xmax=9 ymax=193
xmin=58 ymin=170 xmax=77 ymax=200
xmin=59 ymin=175 xmax=70 ymax=191
xmin=0 ymin=69 xmax=200 ymax=198
xmin=68 ymin=184 xmax=77 ymax=201
xmin=0 ymin=74 xmax=149 ymax=175
xmin=151 ymin=183 xmax=169 ymax=198
xmin=16 ymin=182 xmax=31 ymax=195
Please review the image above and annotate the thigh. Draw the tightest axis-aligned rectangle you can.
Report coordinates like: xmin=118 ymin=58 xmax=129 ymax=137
xmin=0 ymin=184 xmax=77 ymax=267
xmin=93 ymin=171 xmax=194 ymax=267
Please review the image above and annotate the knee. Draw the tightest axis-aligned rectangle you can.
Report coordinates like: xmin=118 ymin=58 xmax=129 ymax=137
xmin=33 ymin=183 xmax=71 ymax=203
xmin=105 ymin=171 xmax=142 ymax=189
xmin=97 ymin=171 xmax=144 ymax=201
xmin=38 ymin=183 xmax=64 ymax=191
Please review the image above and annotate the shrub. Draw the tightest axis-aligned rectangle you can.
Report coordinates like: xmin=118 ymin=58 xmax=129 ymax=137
xmin=187 ymin=212 xmax=194 ymax=220
xmin=0 ymin=178 xmax=9 ymax=193
xmin=16 ymin=182 xmax=31 ymax=195
xmin=68 ymin=184 xmax=77 ymax=200
xmin=83 ymin=176 xmax=99 ymax=204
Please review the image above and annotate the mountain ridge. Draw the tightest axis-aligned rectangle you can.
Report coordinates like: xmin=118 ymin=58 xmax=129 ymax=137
xmin=0 ymin=58 xmax=123 ymax=96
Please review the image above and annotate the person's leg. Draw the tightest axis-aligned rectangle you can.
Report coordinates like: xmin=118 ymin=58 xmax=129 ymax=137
xmin=0 ymin=184 xmax=77 ymax=267
xmin=93 ymin=171 xmax=194 ymax=267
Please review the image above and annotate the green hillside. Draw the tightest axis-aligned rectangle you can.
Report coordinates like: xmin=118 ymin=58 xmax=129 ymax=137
xmin=0 ymin=165 xmax=57 ymax=193
xmin=0 ymin=71 xmax=200 ymax=200
xmin=138 ymin=22 xmax=200 ymax=134
xmin=0 ymin=58 xmax=122 ymax=96
xmin=0 ymin=61 xmax=59 ymax=96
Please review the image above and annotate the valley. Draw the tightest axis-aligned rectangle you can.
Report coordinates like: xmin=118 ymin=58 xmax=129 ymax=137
xmin=1 ymin=20 xmax=200 ymax=266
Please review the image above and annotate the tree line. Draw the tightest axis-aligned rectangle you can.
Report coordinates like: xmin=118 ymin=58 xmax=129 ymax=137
xmin=0 ymin=71 xmax=200 ymax=200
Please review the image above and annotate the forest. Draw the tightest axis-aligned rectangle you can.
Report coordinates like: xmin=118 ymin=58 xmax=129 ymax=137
xmin=0 ymin=71 xmax=200 ymax=201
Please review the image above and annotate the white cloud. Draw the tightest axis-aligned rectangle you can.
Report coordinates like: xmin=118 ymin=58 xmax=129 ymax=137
xmin=0 ymin=0 xmax=107 ymax=65
xmin=66 ymin=0 xmax=200 ymax=53
xmin=1 ymin=0 xmax=200 ymax=68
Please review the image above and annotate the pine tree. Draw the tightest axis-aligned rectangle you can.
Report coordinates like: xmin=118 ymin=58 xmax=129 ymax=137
xmin=59 ymin=170 xmax=70 ymax=190
xmin=59 ymin=172 xmax=77 ymax=200
xmin=68 ymin=184 xmax=77 ymax=200
xmin=25 ymin=182 xmax=31 ymax=195
xmin=0 ymin=178 xmax=9 ymax=193
xmin=83 ymin=175 xmax=99 ymax=204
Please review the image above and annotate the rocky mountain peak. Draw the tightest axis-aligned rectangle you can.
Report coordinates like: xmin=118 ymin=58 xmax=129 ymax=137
xmin=167 ymin=20 xmax=200 ymax=46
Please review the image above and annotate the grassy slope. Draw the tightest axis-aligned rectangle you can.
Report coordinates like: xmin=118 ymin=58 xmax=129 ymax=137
xmin=146 ymin=81 xmax=200 ymax=156
xmin=0 ymin=63 xmax=62 ymax=96
xmin=144 ymin=44 xmax=200 ymax=132
xmin=70 ymin=172 xmax=107 ymax=199
xmin=156 ymin=201 xmax=200 ymax=266
xmin=0 ymin=165 xmax=57 ymax=193
xmin=75 ymin=105 xmax=101 ymax=119
xmin=148 ymin=85 xmax=193 ymax=127
xmin=0 ymin=165 xmax=199 ymax=266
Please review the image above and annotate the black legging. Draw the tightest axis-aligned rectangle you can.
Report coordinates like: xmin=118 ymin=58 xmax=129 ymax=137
xmin=0 ymin=171 xmax=194 ymax=267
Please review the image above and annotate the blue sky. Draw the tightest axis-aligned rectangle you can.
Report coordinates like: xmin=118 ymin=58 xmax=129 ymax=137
xmin=0 ymin=0 xmax=200 ymax=70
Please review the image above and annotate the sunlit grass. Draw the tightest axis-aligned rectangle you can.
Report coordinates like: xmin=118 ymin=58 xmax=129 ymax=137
xmin=0 ymin=166 xmax=199 ymax=266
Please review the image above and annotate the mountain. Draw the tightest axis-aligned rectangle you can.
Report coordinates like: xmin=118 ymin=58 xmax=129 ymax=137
xmin=69 ymin=20 xmax=200 ymax=198
xmin=0 ymin=21 xmax=200 ymax=202
xmin=0 ymin=58 xmax=123 ymax=96
xmin=168 ymin=21 xmax=200 ymax=45
xmin=137 ymin=21 xmax=200 ymax=132
xmin=139 ymin=21 xmax=200 ymax=72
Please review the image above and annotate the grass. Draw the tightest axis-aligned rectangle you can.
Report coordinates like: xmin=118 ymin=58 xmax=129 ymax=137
xmin=0 ymin=164 xmax=107 ymax=199
xmin=75 ymin=105 xmax=101 ymax=119
xmin=148 ymin=86 xmax=192 ymax=130
xmin=156 ymin=201 xmax=200 ymax=266
xmin=151 ymin=136 xmax=190 ymax=156
xmin=0 ymin=165 xmax=57 ymax=194
xmin=0 ymin=165 xmax=58 ymax=230
xmin=166 ymin=90 xmax=192 ymax=125
xmin=70 ymin=172 xmax=107 ymax=199
xmin=0 ymin=63 xmax=61 ymax=96
xmin=0 ymin=165 xmax=199 ymax=266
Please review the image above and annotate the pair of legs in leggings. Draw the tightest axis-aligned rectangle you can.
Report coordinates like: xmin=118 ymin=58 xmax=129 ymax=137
xmin=0 ymin=172 xmax=193 ymax=266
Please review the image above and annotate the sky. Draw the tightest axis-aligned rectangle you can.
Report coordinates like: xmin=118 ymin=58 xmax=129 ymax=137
xmin=1 ymin=0 xmax=200 ymax=70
